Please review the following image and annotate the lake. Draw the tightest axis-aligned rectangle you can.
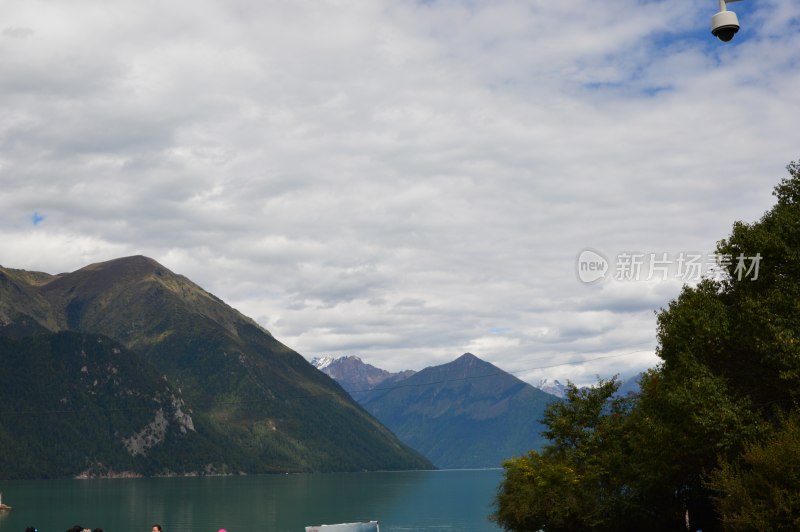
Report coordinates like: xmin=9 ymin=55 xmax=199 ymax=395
xmin=0 ymin=469 xmax=504 ymax=532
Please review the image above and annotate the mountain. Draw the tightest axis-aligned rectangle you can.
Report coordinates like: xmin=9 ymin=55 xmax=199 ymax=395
xmin=534 ymin=374 xmax=643 ymax=399
xmin=617 ymin=373 xmax=643 ymax=396
xmin=311 ymin=355 xmax=416 ymax=396
xmin=0 ymin=256 xmax=433 ymax=478
xmin=326 ymin=353 xmax=557 ymax=469
xmin=535 ymin=378 xmax=568 ymax=398
xmin=0 ymin=266 xmax=62 ymax=337
xmin=0 ymin=331 xmax=246 ymax=479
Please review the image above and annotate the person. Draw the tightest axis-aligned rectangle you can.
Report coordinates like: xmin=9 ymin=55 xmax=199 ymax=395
xmin=93 ymin=529 xmax=104 ymax=532
xmin=152 ymin=525 xmax=162 ymax=532
xmin=25 ymin=527 xmax=37 ymax=532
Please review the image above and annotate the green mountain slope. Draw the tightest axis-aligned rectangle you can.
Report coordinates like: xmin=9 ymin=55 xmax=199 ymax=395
xmin=0 ymin=267 xmax=61 ymax=337
xmin=356 ymin=353 xmax=555 ymax=469
xmin=0 ymin=257 xmax=432 ymax=477
xmin=0 ymin=331 xmax=250 ymax=479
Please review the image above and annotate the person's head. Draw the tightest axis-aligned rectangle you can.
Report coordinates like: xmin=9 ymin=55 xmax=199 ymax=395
xmin=68 ymin=526 xmax=83 ymax=532
xmin=25 ymin=527 xmax=37 ymax=532
xmin=152 ymin=525 xmax=162 ymax=532
xmin=93 ymin=529 xmax=104 ymax=532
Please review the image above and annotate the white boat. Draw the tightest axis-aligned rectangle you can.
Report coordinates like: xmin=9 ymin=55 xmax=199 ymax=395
xmin=0 ymin=492 xmax=11 ymax=511
xmin=305 ymin=521 xmax=379 ymax=532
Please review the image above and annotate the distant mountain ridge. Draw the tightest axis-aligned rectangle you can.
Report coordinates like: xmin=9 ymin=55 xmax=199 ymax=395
xmin=311 ymin=355 xmax=416 ymax=395
xmin=0 ymin=256 xmax=432 ymax=478
xmin=315 ymin=353 xmax=557 ymax=469
xmin=534 ymin=375 xmax=643 ymax=399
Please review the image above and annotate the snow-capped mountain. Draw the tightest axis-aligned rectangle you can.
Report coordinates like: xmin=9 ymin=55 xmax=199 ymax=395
xmin=536 ymin=378 xmax=568 ymax=398
xmin=311 ymin=355 xmax=335 ymax=371
xmin=534 ymin=374 xmax=643 ymax=399
xmin=311 ymin=355 xmax=416 ymax=395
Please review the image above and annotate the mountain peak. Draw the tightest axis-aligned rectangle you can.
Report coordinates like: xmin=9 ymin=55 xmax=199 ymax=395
xmin=42 ymin=255 xmax=167 ymax=296
xmin=454 ymin=352 xmax=480 ymax=363
xmin=34 ymin=254 xmax=273 ymax=341
xmin=351 ymin=353 xmax=554 ymax=469
xmin=312 ymin=355 xmax=364 ymax=370
xmin=313 ymin=355 xmax=415 ymax=395
xmin=79 ymin=255 xmax=165 ymax=278
xmin=536 ymin=378 xmax=568 ymax=398
xmin=433 ymin=352 xmax=498 ymax=379
xmin=311 ymin=356 xmax=335 ymax=370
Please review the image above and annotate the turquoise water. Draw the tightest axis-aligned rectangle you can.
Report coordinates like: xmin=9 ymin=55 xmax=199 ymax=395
xmin=0 ymin=469 xmax=503 ymax=532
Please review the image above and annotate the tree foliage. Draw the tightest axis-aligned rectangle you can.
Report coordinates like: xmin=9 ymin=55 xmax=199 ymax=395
xmin=494 ymin=379 xmax=646 ymax=531
xmin=707 ymin=414 xmax=800 ymax=531
xmin=494 ymin=161 xmax=800 ymax=532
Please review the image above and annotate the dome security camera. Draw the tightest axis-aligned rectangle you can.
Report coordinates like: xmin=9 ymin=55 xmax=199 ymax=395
xmin=712 ymin=10 xmax=739 ymax=41
xmin=712 ymin=0 xmax=744 ymax=42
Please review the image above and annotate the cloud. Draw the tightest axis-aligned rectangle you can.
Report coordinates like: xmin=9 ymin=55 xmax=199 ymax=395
xmin=1 ymin=0 xmax=798 ymax=386
xmin=3 ymin=26 xmax=34 ymax=39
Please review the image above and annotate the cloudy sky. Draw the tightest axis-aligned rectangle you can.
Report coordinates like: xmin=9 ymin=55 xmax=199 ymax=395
xmin=2 ymin=0 xmax=799 ymax=386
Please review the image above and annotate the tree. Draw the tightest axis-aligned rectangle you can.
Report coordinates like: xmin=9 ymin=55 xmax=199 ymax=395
xmin=494 ymin=379 xmax=647 ymax=531
xmin=494 ymin=160 xmax=800 ymax=531
xmin=633 ymin=361 xmax=763 ymax=531
xmin=707 ymin=414 xmax=800 ymax=530
xmin=711 ymin=161 xmax=800 ymax=412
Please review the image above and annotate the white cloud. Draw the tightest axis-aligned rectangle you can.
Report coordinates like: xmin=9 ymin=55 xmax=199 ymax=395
xmin=1 ymin=0 xmax=798 ymax=385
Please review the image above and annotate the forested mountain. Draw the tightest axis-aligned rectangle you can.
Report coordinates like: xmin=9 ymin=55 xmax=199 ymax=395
xmin=0 ymin=256 xmax=432 ymax=478
xmin=318 ymin=353 xmax=556 ymax=469
xmin=0 ymin=331 xmax=241 ymax=478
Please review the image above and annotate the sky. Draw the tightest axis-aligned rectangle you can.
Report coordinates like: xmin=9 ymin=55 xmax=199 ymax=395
xmin=1 ymin=0 xmax=799 ymax=387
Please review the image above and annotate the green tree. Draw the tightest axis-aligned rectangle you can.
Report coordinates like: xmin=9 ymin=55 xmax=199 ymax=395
xmin=707 ymin=415 xmax=800 ymax=531
xmin=494 ymin=160 xmax=800 ymax=532
xmin=493 ymin=379 xmax=646 ymax=531
xmin=712 ymin=161 xmax=800 ymax=412
xmin=633 ymin=361 xmax=764 ymax=531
